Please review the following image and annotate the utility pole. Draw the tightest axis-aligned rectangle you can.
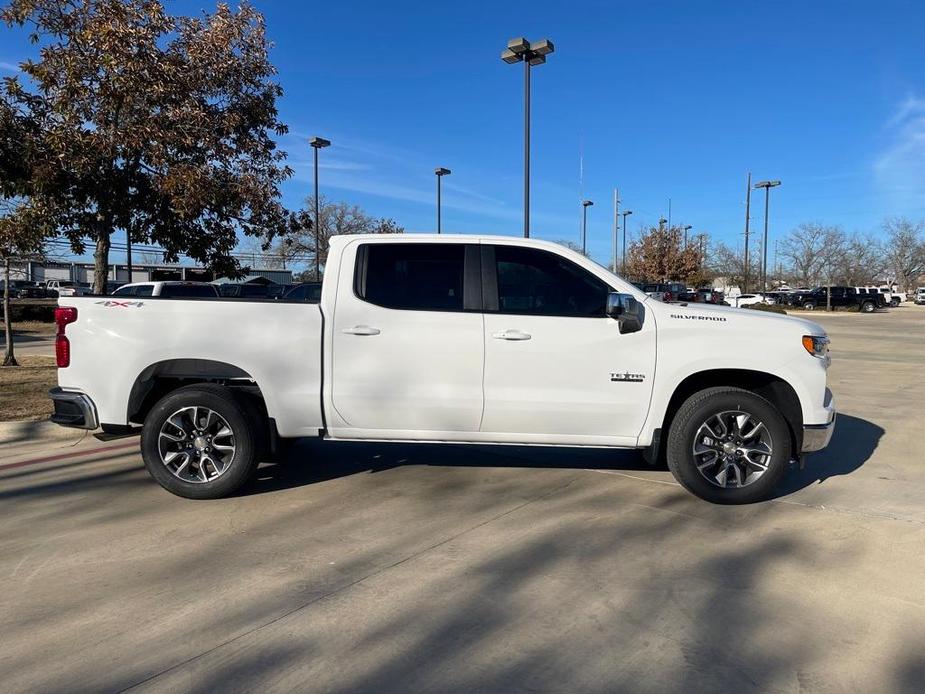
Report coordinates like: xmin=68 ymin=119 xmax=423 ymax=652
xmin=743 ymin=171 xmax=752 ymax=293
xmin=612 ymin=188 xmax=619 ymax=272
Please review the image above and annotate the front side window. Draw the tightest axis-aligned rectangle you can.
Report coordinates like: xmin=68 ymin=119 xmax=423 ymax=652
xmin=493 ymin=245 xmax=608 ymax=317
xmin=112 ymin=285 xmax=135 ymax=296
xmin=358 ymin=243 xmax=465 ymax=311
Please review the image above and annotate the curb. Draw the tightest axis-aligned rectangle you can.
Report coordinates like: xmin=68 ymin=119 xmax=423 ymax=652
xmin=0 ymin=419 xmax=92 ymax=445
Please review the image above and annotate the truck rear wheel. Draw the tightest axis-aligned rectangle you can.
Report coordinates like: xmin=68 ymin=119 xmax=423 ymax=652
xmin=861 ymin=300 xmax=875 ymax=313
xmin=666 ymin=387 xmax=791 ymax=504
xmin=802 ymin=301 xmax=816 ymax=310
xmin=140 ymin=384 xmax=261 ymax=499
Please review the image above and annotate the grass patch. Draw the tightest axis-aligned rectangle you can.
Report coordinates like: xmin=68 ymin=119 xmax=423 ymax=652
xmin=0 ymin=355 xmax=56 ymax=421
xmin=744 ymin=303 xmax=788 ymax=314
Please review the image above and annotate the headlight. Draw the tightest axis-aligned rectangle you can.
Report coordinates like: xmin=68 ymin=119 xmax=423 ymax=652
xmin=802 ymin=335 xmax=829 ymax=358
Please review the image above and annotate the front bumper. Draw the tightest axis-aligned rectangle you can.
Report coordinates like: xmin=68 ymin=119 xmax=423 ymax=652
xmin=49 ymin=387 xmax=99 ymax=430
xmin=802 ymin=386 xmax=836 ymax=453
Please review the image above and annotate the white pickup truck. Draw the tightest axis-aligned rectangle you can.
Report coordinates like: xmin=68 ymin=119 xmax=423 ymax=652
xmin=49 ymin=235 xmax=836 ymax=504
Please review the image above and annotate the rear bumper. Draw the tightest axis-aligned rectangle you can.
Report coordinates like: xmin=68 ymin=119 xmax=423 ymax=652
xmin=49 ymin=387 xmax=99 ymax=430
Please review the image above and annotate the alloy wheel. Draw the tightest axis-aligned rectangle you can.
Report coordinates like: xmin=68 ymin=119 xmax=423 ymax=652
xmin=691 ymin=410 xmax=774 ymax=488
xmin=158 ymin=406 xmax=236 ymax=483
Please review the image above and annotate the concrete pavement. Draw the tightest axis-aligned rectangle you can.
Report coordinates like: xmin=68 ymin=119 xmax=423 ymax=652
xmin=1 ymin=306 xmax=924 ymax=692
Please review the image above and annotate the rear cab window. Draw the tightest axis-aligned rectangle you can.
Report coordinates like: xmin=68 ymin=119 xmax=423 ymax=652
xmin=356 ymin=243 xmax=466 ymax=311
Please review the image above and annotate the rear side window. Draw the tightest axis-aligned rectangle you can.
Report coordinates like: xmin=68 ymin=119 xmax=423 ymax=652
xmin=493 ymin=245 xmax=608 ymax=317
xmin=134 ymin=285 xmax=154 ymax=297
xmin=112 ymin=286 xmax=135 ymax=296
xmin=358 ymin=243 xmax=465 ymax=311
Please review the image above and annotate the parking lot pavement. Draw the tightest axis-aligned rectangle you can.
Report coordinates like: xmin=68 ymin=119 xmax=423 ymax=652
xmin=2 ymin=308 xmax=924 ymax=692
xmin=11 ymin=333 xmax=54 ymax=358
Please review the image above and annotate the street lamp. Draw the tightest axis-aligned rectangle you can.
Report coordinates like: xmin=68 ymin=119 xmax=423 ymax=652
xmin=581 ymin=200 xmax=594 ymax=255
xmin=435 ymin=167 xmax=451 ymax=234
xmin=683 ymin=224 xmax=693 ymax=247
xmin=658 ymin=217 xmax=667 ymax=230
xmin=621 ymin=210 xmax=633 ymax=274
xmin=501 ymin=37 xmax=555 ymax=238
xmin=309 ymin=136 xmax=331 ymax=281
xmin=753 ymin=179 xmax=781 ymax=292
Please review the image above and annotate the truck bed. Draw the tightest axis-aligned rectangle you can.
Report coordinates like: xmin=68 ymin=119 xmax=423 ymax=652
xmin=57 ymin=296 xmax=324 ymax=437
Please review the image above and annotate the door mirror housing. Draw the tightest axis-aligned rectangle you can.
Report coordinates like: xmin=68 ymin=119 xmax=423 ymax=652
xmin=606 ymin=292 xmax=643 ymax=334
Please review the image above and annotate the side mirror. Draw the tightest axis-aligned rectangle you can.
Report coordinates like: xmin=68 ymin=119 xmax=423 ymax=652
xmin=606 ymin=292 xmax=643 ymax=334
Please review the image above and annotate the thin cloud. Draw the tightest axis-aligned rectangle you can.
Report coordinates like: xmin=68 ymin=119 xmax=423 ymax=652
xmin=874 ymin=94 xmax=925 ymax=211
xmin=0 ymin=60 xmax=21 ymax=72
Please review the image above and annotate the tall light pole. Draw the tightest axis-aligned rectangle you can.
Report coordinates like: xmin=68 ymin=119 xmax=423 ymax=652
xmin=581 ymin=200 xmax=593 ymax=255
xmin=502 ymin=37 xmax=555 ymax=238
xmin=435 ymin=167 xmax=451 ymax=233
xmin=683 ymin=225 xmax=693 ymax=248
xmin=612 ymin=188 xmax=620 ymax=273
xmin=621 ymin=210 xmax=633 ymax=274
xmin=125 ymin=228 xmax=132 ymax=284
xmin=743 ymin=171 xmax=752 ymax=293
xmin=659 ymin=217 xmax=667 ymax=231
xmin=309 ymin=136 xmax=331 ymax=281
xmin=753 ymin=179 xmax=781 ymax=292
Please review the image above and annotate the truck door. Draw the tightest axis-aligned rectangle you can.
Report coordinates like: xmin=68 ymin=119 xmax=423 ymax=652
xmin=329 ymin=241 xmax=484 ymax=438
xmin=479 ymin=244 xmax=656 ymax=445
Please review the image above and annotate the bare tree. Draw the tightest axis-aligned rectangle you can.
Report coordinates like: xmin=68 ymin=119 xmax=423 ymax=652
xmin=709 ymin=241 xmax=760 ymax=292
xmin=827 ymin=233 xmax=885 ymax=286
xmin=272 ymin=196 xmax=404 ymax=274
xmin=551 ymin=239 xmax=591 ymax=258
xmin=779 ymin=223 xmax=845 ymax=287
xmin=881 ymin=217 xmax=925 ymax=293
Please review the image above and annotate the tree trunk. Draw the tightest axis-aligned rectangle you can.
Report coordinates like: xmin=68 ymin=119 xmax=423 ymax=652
xmin=93 ymin=228 xmax=111 ymax=296
xmin=3 ymin=256 xmax=17 ymax=367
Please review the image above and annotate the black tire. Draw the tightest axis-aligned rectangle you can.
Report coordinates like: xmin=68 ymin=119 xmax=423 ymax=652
xmin=803 ymin=301 xmax=815 ymax=310
xmin=666 ymin=386 xmax=792 ymax=504
xmin=861 ymin=300 xmax=875 ymax=313
xmin=140 ymin=384 xmax=261 ymax=499
xmin=891 ymin=298 xmax=900 ymax=307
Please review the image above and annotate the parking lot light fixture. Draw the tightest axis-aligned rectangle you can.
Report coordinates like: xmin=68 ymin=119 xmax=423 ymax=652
xmin=435 ymin=167 xmax=451 ymax=234
xmin=754 ymin=179 xmax=782 ymax=292
xmin=683 ymin=224 xmax=693 ymax=247
xmin=501 ymin=37 xmax=555 ymax=238
xmin=582 ymin=200 xmax=594 ymax=255
xmin=309 ymin=136 xmax=332 ymax=281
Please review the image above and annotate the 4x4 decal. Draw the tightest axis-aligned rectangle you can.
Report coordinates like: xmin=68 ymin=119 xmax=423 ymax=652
xmin=95 ymin=300 xmax=145 ymax=308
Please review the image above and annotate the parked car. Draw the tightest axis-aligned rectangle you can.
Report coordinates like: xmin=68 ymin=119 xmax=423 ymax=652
xmin=787 ymin=286 xmax=885 ymax=312
xmin=855 ymin=286 xmax=897 ymax=307
xmin=50 ymin=234 xmax=836 ymax=506
xmin=640 ymin=281 xmax=686 ymax=303
xmin=44 ymin=279 xmax=84 ymax=297
xmin=879 ymin=287 xmax=904 ymax=306
xmin=216 ymin=283 xmax=275 ymax=298
xmin=915 ymin=288 xmax=925 ymax=305
xmin=0 ymin=279 xmax=46 ymax=298
xmin=282 ymin=282 xmax=322 ymax=302
xmin=111 ymin=281 xmax=220 ymax=298
xmin=732 ymin=293 xmax=773 ymax=308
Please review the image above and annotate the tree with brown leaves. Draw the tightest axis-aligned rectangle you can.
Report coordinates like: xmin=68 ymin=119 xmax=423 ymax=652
xmin=2 ymin=0 xmax=296 ymax=294
xmin=624 ymin=224 xmax=702 ymax=283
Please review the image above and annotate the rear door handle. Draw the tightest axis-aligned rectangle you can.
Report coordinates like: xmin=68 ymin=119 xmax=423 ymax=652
xmin=492 ymin=329 xmax=531 ymax=341
xmin=342 ymin=325 xmax=381 ymax=336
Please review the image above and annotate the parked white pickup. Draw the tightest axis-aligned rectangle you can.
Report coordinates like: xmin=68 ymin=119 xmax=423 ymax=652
xmin=50 ymin=235 xmax=836 ymax=504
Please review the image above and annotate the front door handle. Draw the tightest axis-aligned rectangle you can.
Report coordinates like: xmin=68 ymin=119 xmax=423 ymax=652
xmin=342 ymin=325 xmax=381 ymax=336
xmin=492 ymin=329 xmax=532 ymax=341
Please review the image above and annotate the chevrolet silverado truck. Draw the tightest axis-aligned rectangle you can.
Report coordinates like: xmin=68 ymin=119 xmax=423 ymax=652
xmin=49 ymin=235 xmax=836 ymax=504
xmin=786 ymin=286 xmax=885 ymax=312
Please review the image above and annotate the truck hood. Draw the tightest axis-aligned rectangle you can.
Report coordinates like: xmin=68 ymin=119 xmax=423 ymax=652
xmin=648 ymin=299 xmax=827 ymax=336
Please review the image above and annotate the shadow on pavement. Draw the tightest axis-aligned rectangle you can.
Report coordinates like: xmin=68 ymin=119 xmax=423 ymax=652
xmin=244 ymin=440 xmax=649 ymax=497
xmin=774 ymin=413 xmax=883 ymax=497
xmin=245 ymin=414 xmax=882 ymax=502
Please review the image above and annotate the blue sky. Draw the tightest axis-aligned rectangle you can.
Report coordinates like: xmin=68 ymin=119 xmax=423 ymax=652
xmin=3 ymin=0 xmax=925 ymax=268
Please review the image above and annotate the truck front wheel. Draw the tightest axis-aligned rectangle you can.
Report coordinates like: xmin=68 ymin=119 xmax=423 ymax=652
xmin=666 ymin=387 xmax=792 ymax=504
xmin=861 ymin=300 xmax=875 ymax=313
xmin=140 ymin=384 xmax=261 ymax=499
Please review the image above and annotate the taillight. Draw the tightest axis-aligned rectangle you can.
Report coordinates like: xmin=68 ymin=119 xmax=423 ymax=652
xmin=664 ymin=292 xmax=673 ymax=303
xmin=54 ymin=306 xmax=77 ymax=368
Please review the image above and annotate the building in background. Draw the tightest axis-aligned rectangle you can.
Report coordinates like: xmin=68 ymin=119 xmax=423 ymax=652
xmin=7 ymin=260 xmax=291 ymax=287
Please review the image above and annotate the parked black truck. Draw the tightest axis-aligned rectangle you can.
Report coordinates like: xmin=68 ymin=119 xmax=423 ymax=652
xmin=786 ymin=286 xmax=886 ymax=312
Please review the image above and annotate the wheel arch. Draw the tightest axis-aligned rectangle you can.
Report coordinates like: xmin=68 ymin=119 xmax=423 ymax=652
xmin=127 ymin=359 xmax=267 ymax=425
xmin=658 ymin=369 xmax=803 ymax=458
